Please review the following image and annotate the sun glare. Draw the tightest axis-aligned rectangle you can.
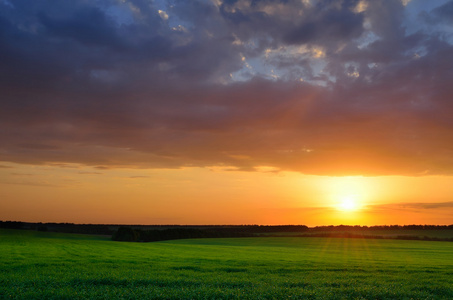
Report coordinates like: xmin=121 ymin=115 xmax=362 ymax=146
xmin=338 ymin=195 xmax=359 ymax=212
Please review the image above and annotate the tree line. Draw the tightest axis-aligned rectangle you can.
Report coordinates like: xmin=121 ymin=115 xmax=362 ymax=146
xmin=1 ymin=221 xmax=453 ymax=242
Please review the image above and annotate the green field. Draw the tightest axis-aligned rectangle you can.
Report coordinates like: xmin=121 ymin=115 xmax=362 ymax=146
xmin=1 ymin=229 xmax=452 ymax=299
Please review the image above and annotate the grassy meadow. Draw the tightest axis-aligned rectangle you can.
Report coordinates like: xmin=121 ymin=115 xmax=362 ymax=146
xmin=1 ymin=229 xmax=453 ymax=299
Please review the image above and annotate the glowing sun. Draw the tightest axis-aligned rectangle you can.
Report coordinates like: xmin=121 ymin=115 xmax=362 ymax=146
xmin=337 ymin=195 xmax=360 ymax=212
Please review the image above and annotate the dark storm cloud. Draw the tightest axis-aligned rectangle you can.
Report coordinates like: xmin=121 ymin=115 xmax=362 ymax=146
xmin=1 ymin=0 xmax=453 ymax=175
xmin=284 ymin=0 xmax=364 ymax=45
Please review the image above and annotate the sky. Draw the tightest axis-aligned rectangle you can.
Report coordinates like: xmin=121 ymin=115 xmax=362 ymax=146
xmin=1 ymin=0 xmax=453 ymax=226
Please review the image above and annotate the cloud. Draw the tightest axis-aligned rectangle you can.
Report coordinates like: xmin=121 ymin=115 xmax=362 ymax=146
xmin=369 ymin=201 xmax=453 ymax=212
xmin=10 ymin=173 xmax=34 ymax=176
xmin=0 ymin=180 xmax=62 ymax=188
xmin=283 ymin=1 xmax=365 ymax=45
xmin=431 ymin=1 xmax=453 ymax=25
xmin=0 ymin=0 xmax=452 ymax=176
xmin=78 ymin=171 xmax=103 ymax=175
xmin=403 ymin=202 xmax=453 ymax=209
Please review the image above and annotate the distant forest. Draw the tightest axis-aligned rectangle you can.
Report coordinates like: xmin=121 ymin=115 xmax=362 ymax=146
xmin=1 ymin=221 xmax=453 ymax=242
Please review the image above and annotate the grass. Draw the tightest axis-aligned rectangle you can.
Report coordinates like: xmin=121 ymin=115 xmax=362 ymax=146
xmin=1 ymin=229 xmax=453 ymax=299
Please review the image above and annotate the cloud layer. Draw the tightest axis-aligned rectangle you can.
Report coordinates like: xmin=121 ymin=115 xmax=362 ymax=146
xmin=1 ymin=0 xmax=453 ymax=175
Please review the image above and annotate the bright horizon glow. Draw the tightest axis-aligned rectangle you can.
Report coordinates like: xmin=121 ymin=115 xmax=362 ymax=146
xmin=1 ymin=162 xmax=453 ymax=226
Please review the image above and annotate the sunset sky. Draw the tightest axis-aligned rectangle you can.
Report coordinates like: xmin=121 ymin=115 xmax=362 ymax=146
xmin=1 ymin=0 xmax=453 ymax=226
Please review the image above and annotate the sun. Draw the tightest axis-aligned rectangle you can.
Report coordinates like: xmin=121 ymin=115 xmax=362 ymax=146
xmin=337 ymin=195 xmax=359 ymax=212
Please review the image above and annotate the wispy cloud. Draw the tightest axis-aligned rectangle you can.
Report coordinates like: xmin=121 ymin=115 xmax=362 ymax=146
xmin=0 ymin=180 xmax=62 ymax=188
xmin=78 ymin=171 xmax=103 ymax=175
xmin=369 ymin=201 xmax=453 ymax=211
xmin=10 ymin=173 xmax=35 ymax=176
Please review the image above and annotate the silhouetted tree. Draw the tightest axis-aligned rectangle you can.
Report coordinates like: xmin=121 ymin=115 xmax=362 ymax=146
xmin=112 ymin=227 xmax=139 ymax=241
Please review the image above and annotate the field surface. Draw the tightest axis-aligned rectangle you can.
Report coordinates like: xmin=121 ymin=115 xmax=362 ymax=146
xmin=1 ymin=229 xmax=452 ymax=299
